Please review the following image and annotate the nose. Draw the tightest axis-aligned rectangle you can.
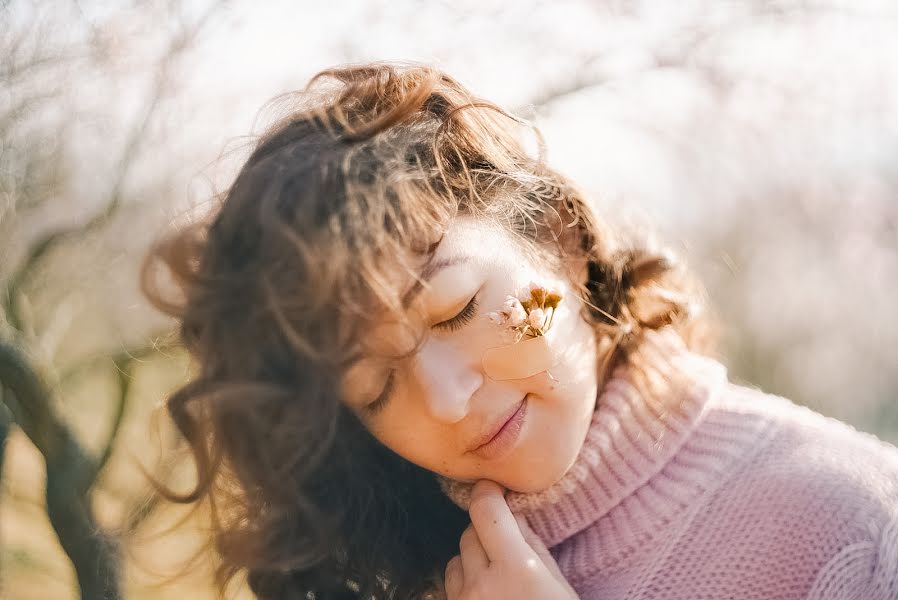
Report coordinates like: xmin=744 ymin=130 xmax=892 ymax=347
xmin=414 ymin=337 xmax=483 ymax=423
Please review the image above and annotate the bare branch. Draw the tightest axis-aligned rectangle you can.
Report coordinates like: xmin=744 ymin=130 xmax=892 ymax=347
xmin=0 ymin=389 xmax=10 ymax=582
xmin=517 ymin=54 xmax=608 ymax=114
xmin=93 ymin=358 xmax=133 ymax=482
xmin=50 ymin=330 xmax=181 ymax=487
xmin=0 ymin=340 xmax=121 ymax=599
xmin=0 ymin=48 xmax=86 ymax=87
xmin=0 ymin=88 xmax=61 ymax=139
xmin=92 ymin=336 xmax=179 ymax=482
xmin=58 ymin=330 xmax=179 ymax=387
xmin=3 ymin=1 xmax=226 ymax=331
xmin=0 ymin=388 xmax=10 ymax=488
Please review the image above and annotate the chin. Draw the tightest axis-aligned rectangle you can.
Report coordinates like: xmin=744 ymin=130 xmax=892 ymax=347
xmin=502 ymin=447 xmax=581 ymax=493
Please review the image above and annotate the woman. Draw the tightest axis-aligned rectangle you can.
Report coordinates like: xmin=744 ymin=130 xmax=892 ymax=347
xmin=142 ymin=63 xmax=898 ymax=599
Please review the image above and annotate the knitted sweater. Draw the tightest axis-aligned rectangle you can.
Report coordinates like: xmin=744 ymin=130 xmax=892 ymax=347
xmin=441 ymin=327 xmax=898 ymax=599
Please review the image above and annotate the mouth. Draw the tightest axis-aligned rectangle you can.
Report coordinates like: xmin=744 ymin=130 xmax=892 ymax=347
xmin=469 ymin=395 xmax=529 ymax=460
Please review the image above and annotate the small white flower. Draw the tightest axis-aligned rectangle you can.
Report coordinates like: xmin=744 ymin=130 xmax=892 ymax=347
xmin=528 ymin=308 xmax=546 ymax=330
xmin=528 ymin=281 xmax=542 ymax=293
xmin=507 ymin=304 xmax=527 ymax=326
xmin=502 ymin=295 xmax=521 ymax=312
xmin=487 ymin=311 xmax=505 ymax=324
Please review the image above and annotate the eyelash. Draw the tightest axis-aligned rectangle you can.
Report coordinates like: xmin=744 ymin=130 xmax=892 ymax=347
xmin=366 ymin=371 xmax=395 ymax=415
xmin=364 ymin=294 xmax=480 ymax=415
xmin=433 ymin=294 xmax=480 ymax=333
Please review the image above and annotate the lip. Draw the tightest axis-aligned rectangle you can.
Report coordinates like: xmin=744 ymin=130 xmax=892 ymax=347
xmin=469 ymin=396 xmax=529 ymax=460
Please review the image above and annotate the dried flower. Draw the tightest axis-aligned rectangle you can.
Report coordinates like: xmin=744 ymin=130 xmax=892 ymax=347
xmin=507 ymin=303 xmax=527 ymax=327
xmin=528 ymin=308 xmax=546 ymax=330
xmin=486 ymin=282 xmax=563 ymax=340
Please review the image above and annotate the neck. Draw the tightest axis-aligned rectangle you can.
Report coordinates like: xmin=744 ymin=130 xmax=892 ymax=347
xmin=440 ymin=326 xmax=728 ymax=547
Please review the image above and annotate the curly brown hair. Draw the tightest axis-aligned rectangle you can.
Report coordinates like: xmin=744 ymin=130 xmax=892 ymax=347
xmin=140 ymin=62 xmax=714 ymax=599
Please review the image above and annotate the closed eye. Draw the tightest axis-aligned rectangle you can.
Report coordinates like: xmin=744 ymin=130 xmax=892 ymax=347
xmin=364 ymin=293 xmax=480 ymax=415
xmin=432 ymin=294 xmax=479 ymax=333
xmin=365 ymin=370 xmax=395 ymax=415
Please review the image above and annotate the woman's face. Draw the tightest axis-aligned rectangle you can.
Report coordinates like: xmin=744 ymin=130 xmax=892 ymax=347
xmin=341 ymin=215 xmax=599 ymax=493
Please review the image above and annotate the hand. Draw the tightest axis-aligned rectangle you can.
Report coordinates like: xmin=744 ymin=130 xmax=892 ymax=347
xmin=444 ymin=480 xmax=579 ymax=599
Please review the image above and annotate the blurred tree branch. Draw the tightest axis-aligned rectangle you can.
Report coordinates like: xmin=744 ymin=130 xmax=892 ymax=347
xmin=0 ymin=341 xmax=121 ymax=598
xmin=93 ymin=335 xmax=178 ymax=485
xmin=0 ymin=390 xmax=11 ymax=582
xmin=0 ymin=388 xmax=10 ymax=493
xmin=0 ymin=1 xmax=223 ymax=597
xmin=3 ymin=1 xmax=223 ymax=332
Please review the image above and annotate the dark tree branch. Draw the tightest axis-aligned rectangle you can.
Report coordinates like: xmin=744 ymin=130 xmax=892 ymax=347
xmin=0 ymin=3 xmax=243 ymax=596
xmin=0 ymin=388 xmax=11 ymax=497
xmin=0 ymin=396 xmax=10 ymax=584
xmin=17 ymin=329 xmax=179 ymax=493
xmin=0 ymin=340 xmax=121 ymax=599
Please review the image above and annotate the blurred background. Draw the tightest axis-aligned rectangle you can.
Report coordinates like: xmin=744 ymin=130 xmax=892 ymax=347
xmin=2 ymin=0 xmax=897 ymax=597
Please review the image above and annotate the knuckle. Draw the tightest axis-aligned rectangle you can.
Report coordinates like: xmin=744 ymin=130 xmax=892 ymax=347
xmin=522 ymin=556 xmax=542 ymax=574
xmin=459 ymin=525 xmax=477 ymax=547
xmin=518 ymin=556 xmax=543 ymax=581
xmin=445 ymin=555 xmax=461 ymax=578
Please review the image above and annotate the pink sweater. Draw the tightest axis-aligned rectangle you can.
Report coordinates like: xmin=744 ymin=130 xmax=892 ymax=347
xmin=442 ymin=328 xmax=898 ymax=599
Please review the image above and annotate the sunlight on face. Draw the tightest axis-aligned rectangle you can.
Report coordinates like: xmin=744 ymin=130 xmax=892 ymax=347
xmin=341 ymin=215 xmax=599 ymax=493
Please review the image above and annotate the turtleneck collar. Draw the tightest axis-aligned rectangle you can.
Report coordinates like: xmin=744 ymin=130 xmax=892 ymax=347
xmin=439 ymin=326 xmax=729 ymax=547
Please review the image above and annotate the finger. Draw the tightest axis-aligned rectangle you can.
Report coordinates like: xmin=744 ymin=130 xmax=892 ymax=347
xmin=468 ymin=480 xmax=532 ymax=563
xmin=459 ymin=524 xmax=490 ymax=575
xmin=514 ymin=514 xmax=564 ymax=579
xmin=514 ymin=514 xmax=549 ymax=557
xmin=444 ymin=555 xmax=464 ymax=599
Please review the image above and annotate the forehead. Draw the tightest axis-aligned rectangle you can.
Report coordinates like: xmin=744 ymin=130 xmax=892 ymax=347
xmin=426 ymin=214 xmax=510 ymax=266
xmin=398 ymin=215 xmax=509 ymax=302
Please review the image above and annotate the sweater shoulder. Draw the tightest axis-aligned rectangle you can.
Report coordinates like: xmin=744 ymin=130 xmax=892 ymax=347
xmin=702 ymin=382 xmax=898 ymax=535
xmin=710 ymin=382 xmax=898 ymax=474
xmin=611 ymin=384 xmax=898 ymax=599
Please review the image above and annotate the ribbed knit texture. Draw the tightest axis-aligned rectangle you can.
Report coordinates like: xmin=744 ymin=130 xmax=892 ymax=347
xmin=440 ymin=327 xmax=898 ymax=599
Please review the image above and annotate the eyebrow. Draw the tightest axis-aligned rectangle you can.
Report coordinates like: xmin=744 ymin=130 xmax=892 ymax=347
xmin=401 ymin=255 xmax=470 ymax=307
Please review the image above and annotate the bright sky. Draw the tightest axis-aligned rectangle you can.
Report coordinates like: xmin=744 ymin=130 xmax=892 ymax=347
xmin=8 ymin=0 xmax=897 ymax=437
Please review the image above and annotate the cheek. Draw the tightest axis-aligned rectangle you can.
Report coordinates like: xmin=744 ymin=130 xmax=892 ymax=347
xmin=524 ymin=306 xmax=600 ymax=422
xmin=368 ymin=417 xmax=446 ymax=472
xmin=364 ymin=391 xmax=469 ymax=476
xmin=560 ymin=315 xmax=600 ymax=400
xmin=480 ymin=287 xmax=598 ymax=386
